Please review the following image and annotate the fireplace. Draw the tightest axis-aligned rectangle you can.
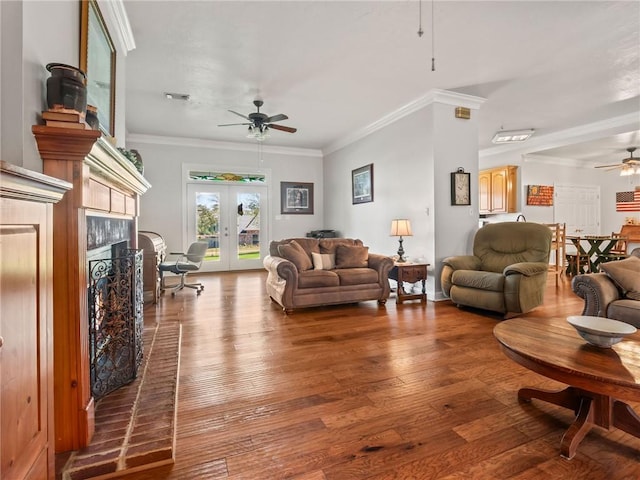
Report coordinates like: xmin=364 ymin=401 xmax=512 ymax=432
xmin=32 ymin=126 xmax=151 ymax=452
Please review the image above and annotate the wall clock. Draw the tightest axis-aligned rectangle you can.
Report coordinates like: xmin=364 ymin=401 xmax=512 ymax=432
xmin=451 ymin=169 xmax=471 ymax=206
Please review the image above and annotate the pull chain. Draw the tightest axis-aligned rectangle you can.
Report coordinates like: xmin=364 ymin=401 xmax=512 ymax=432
xmin=417 ymin=0 xmax=424 ymax=37
xmin=431 ymin=0 xmax=436 ymax=71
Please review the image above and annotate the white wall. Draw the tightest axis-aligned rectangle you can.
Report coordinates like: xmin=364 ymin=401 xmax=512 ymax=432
xmin=324 ymin=108 xmax=433 ymax=262
xmin=323 ymin=98 xmax=481 ymax=300
xmin=0 ymin=1 xmax=78 ymax=170
xmin=2 ymin=0 xmax=131 ymax=172
xmin=127 ymin=136 xmax=323 ymax=251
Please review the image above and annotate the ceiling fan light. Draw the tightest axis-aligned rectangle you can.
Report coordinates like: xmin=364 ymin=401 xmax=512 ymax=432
xmin=620 ymin=166 xmax=634 ymax=176
xmin=247 ymin=125 xmax=270 ymax=141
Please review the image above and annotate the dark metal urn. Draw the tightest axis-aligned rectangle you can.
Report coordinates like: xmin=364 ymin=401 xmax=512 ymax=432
xmin=45 ymin=63 xmax=87 ymax=113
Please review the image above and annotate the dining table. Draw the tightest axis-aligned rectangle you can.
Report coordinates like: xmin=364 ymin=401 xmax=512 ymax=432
xmin=566 ymin=235 xmax=621 ymax=274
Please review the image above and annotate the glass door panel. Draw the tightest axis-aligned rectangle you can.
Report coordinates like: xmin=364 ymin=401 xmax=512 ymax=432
xmin=187 ymin=184 xmax=266 ymax=272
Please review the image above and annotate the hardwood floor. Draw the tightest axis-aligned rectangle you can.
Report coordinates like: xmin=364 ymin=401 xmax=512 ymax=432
xmin=121 ymin=272 xmax=640 ymax=479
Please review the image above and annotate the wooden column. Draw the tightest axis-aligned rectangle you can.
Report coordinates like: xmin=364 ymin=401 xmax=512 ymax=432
xmin=0 ymin=161 xmax=71 ymax=479
xmin=32 ymin=126 xmax=150 ymax=452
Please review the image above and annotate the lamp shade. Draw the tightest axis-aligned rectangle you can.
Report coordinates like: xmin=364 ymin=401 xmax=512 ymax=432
xmin=390 ymin=219 xmax=412 ymax=237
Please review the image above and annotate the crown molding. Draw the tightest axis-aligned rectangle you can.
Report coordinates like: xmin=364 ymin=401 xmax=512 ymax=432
xmin=480 ymin=112 xmax=640 ymax=158
xmin=126 ymin=133 xmax=323 ymax=158
xmin=323 ymin=89 xmax=486 ymax=156
xmin=98 ymin=0 xmax=136 ymax=54
xmin=522 ymin=153 xmax=592 ymax=168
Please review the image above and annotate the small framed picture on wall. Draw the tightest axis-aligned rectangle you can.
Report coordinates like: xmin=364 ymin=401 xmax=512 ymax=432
xmin=280 ymin=182 xmax=314 ymax=214
xmin=352 ymin=164 xmax=374 ymax=204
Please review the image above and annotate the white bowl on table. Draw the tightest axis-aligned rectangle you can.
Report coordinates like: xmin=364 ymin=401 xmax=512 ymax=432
xmin=567 ymin=315 xmax=637 ymax=348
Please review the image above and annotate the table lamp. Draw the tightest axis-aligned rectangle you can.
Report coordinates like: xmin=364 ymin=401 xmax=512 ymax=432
xmin=390 ymin=219 xmax=412 ymax=262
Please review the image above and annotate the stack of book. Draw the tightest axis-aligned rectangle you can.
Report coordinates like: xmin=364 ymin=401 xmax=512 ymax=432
xmin=41 ymin=110 xmax=90 ymax=130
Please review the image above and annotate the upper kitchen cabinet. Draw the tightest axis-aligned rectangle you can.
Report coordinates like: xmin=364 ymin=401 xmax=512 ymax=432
xmin=479 ymin=165 xmax=518 ymax=214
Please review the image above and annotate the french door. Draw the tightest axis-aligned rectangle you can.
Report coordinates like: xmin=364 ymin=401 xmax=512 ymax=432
xmin=186 ymin=183 xmax=267 ymax=272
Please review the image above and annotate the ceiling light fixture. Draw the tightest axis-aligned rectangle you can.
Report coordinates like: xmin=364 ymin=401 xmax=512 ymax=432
xmin=164 ymin=92 xmax=190 ymax=101
xmin=247 ymin=125 xmax=270 ymax=142
xmin=491 ymin=129 xmax=535 ymax=144
xmin=619 ymin=165 xmax=640 ymax=176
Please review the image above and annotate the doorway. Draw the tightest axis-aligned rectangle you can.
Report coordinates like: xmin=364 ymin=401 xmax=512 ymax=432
xmin=554 ymin=184 xmax=601 ymax=236
xmin=186 ymin=183 xmax=267 ymax=272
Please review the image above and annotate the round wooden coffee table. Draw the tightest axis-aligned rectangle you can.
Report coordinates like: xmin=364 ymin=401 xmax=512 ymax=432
xmin=494 ymin=316 xmax=640 ymax=459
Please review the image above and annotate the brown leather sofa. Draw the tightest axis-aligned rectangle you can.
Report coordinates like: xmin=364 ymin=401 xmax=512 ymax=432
xmin=441 ymin=222 xmax=552 ymax=318
xmin=571 ymin=248 xmax=640 ymax=327
xmin=263 ymin=237 xmax=394 ymax=313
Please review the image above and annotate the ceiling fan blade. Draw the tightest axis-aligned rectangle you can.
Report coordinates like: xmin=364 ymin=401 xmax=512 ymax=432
xmin=228 ymin=110 xmax=251 ymax=120
xmin=268 ymin=124 xmax=297 ymax=133
xmin=594 ymin=163 xmax=622 ymax=168
xmin=265 ymin=113 xmax=288 ymax=123
xmin=218 ymin=122 xmax=252 ymax=127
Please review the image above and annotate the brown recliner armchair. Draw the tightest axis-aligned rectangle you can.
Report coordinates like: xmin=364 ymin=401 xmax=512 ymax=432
xmin=441 ymin=222 xmax=552 ymax=318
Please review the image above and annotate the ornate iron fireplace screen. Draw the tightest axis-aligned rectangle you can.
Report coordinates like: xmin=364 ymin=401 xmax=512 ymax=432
xmin=88 ymin=249 xmax=143 ymax=400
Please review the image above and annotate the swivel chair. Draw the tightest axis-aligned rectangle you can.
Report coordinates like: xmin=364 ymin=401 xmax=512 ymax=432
xmin=159 ymin=241 xmax=208 ymax=296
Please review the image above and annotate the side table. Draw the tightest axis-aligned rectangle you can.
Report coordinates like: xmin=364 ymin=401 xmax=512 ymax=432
xmin=388 ymin=262 xmax=429 ymax=304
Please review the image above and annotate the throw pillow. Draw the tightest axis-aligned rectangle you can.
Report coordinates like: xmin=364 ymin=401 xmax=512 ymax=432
xmin=278 ymin=240 xmax=313 ymax=271
xmin=312 ymin=252 xmax=336 ymax=270
xmin=600 ymin=255 xmax=640 ymax=301
xmin=335 ymin=245 xmax=369 ymax=269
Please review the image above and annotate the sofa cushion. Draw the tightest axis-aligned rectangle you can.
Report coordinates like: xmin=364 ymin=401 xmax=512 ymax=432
xmin=319 ymin=238 xmax=363 ymax=254
xmin=312 ymin=252 xmax=335 ymax=270
xmin=335 ymin=245 xmax=369 ymax=268
xmin=334 ymin=268 xmax=378 ymax=286
xmin=451 ymin=270 xmax=505 ymax=292
xmin=608 ymin=299 xmax=640 ymax=328
xmin=298 ymin=270 xmax=340 ymax=288
xmin=278 ymin=240 xmax=313 ymax=271
xmin=600 ymin=256 xmax=640 ymax=301
xmin=270 ymin=238 xmax=319 ymax=257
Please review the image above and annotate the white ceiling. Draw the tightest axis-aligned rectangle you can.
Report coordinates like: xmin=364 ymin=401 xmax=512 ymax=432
xmin=122 ymin=1 xmax=640 ymax=166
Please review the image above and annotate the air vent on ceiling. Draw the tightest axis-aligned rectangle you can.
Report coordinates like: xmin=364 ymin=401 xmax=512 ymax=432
xmin=164 ymin=92 xmax=190 ymax=101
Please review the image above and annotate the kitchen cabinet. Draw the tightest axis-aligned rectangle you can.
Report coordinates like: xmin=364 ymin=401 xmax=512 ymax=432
xmin=479 ymin=165 xmax=518 ymax=214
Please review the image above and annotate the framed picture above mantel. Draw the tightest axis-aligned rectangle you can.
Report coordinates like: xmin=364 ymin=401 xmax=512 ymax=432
xmin=80 ymin=0 xmax=116 ymax=138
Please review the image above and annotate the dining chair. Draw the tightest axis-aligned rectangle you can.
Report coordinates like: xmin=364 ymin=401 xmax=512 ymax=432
xmin=543 ymin=222 xmax=566 ymax=285
xmin=598 ymin=232 xmax=628 ymax=264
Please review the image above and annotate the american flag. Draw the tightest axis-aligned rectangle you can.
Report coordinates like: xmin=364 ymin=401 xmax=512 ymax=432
xmin=616 ymin=190 xmax=640 ymax=212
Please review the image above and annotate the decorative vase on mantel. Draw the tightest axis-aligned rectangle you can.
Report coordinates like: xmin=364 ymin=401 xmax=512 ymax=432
xmin=45 ymin=63 xmax=87 ymax=114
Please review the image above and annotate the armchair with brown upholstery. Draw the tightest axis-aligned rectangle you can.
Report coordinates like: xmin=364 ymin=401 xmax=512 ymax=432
xmin=441 ymin=222 xmax=552 ymax=318
xmin=571 ymin=248 xmax=640 ymax=327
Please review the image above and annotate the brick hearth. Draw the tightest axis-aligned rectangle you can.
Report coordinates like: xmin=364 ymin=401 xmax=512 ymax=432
xmin=59 ymin=320 xmax=181 ymax=480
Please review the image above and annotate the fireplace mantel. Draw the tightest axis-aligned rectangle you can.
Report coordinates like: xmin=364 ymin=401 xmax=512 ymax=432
xmin=32 ymin=125 xmax=151 ymax=452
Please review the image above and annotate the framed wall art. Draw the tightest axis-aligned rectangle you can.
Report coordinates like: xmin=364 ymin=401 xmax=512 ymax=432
xmin=80 ymin=0 xmax=116 ymax=137
xmin=451 ymin=168 xmax=471 ymax=205
xmin=352 ymin=164 xmax=373 ymax=204
xmin=526 ymin=185 xmax=554 ymax=206
xmin=281 ymin=182 xmax=314 ymax=214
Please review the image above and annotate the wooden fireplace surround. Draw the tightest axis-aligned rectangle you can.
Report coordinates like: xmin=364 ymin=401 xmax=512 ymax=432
xmin=32 ymin=125 xmax=151 ymax=452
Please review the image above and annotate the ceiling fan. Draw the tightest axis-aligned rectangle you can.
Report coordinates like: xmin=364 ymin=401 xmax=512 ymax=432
xmin=218 ymin=100 xmax=297 ymax=140
xmin=595 ymin=147 xmax=640 ymax=175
